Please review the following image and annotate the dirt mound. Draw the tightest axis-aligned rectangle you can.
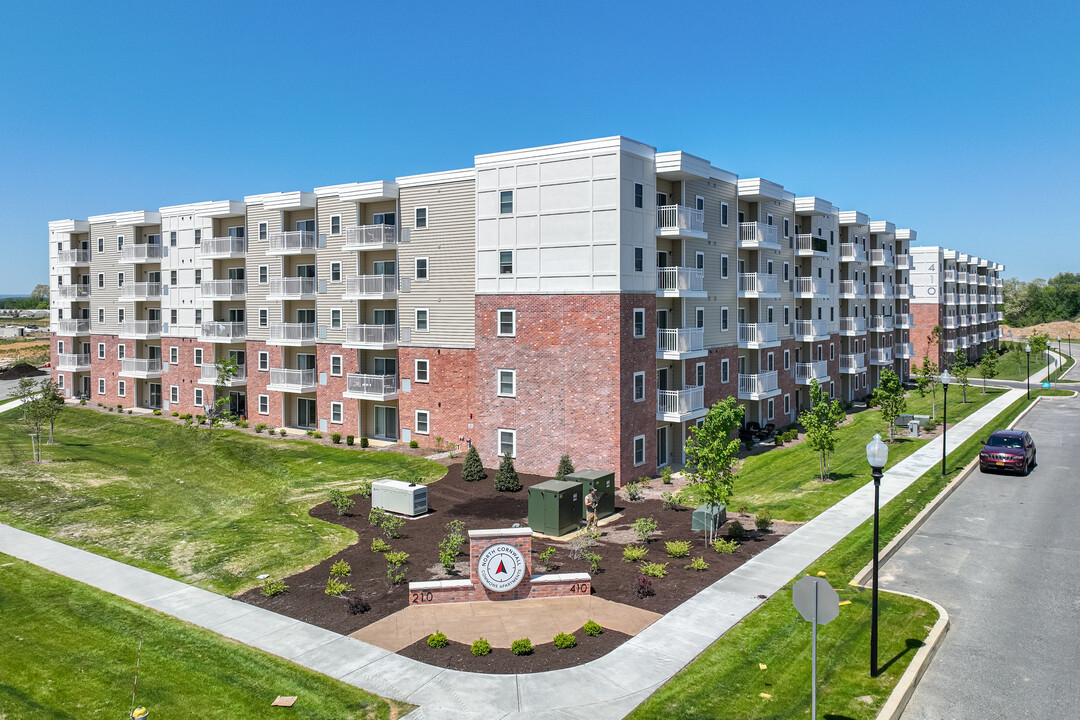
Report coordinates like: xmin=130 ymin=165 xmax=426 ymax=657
xmin=1003 ymin=320 xmax=1080 ymax=343
xmin=0 ymin=363 xmax=46 ymax=380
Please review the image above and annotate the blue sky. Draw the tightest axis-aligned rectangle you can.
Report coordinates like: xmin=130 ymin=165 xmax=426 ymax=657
xmin=1 ymin=0 xmax=1077 ymax=292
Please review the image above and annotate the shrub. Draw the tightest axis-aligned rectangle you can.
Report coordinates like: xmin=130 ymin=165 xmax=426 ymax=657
xmin=640 ymin=561 xmax=668 ymax=578
xmin=686 ymin=556 xmax=709 ymax=571
xmin=471 ymin=637 xmax=492 ymax=656
xmin=380 ymin=513 xmax=405 ymax=540
xmin=359 ymin=436 xmax=369 ymax=448
xmin=127 ymin=410 xmax=133 ymax=415
xmin=568 ymin=532 xmax=599 ymax=560
xmin=775 ymin=433 xmax=786 ymax=446
xmin=313 ymin=431 xmax=323 ymax=439
xmin=632 ymin=574 xmax=655 ymax=599
xmin=755 ymin=509 xmax=773 ymax=531
xmin=330 ymin=559 xmax=351 ymax=577
xmin=632 ymin=517 xmax=658 ymax=544
xmin=727 ymin=521 xmax=746 ymax=539
xmin=583 ymin=620 xmax=603 ymax=637
xmin=538 ymin=546 xmax=557 ymax=572
xmin=553 ymin=632 xmax=577 ymax=649
xmin=331 ymin=433 xmax=341 ymax=444
xmin=196 ymin=414 xmax=205 ymax=424
xmin=355 ymin=480 xmax=373 ymax=499
xmin=261 ymin=578 xmax=288 ymax=597
xmin=661 ymin=491 xmax=680 ymax=511
xmin=409 ymin=439 xmax=419 ymax=449
xmin=329 ymin=489 xmax=355 ymax=516
xmin=583 ymin=551 xmax=602 ymax=574
xmin=254 ymin=423 xmax=266 ymax=433
xmin=511 ymin=638 xmax=534 ymax=656
xmin=235 ymin=419 xmax=249 ymax=428
xmin=117 ymin=404 xmax=123 ymax=412
xmin=712 ymin=538 xmax=739 ymax=554
xmin=462 ymin=445 xmax=486 ymax=482
xmin=434 ymin=436 xmax=444 ymax=450
xmin=79 ymin=398 xmax=87 ymax=405
xmin=623 ymin=482 xmax=643 ymax=501
xmin=347 ymin=596 xmax=370 ymax=615
xmin=386 ymin=550 xmax=409 ymax=584
xmin=306 ymin=429 xmax=315 ymax=437
xmin=346 ymin=435 xmax=355 ymax=446
xmin=427 ymin=630 xmax=449 ymax=649
xmin=439 ymin=546 xmax=457 ymax=575
xmin=924 ymin=418 xmax=938 ymax=431
xmin=554 ymin=453 xmax=575 ymax=482
xmin=152 ymin=409 xmax=161 ymax=416
xmin=622 ymin=545 xmax=648 ymax=562
xmin=279 ymin=428 xmax=287 ymax=437
xmin=494 ymin=452 xmax=522 ymax=492
xmin=368 ymin=506 xmax=386 ymax=527
xmin=171 ymin=411 xmax=179 ymax=417
xmin=325 ymin=577 xmax=353 ymax=596
xmin=370 ymin=538 xmax=391 ymax=552
xmin=661 ymin=465 xmax=673 ymax=484
xmin=665 ymin=540 xmax=691 ymax=558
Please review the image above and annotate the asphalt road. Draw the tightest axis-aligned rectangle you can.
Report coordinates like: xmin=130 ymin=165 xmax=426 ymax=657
xmin=882 ymin=390 xmax=1080 ymax=719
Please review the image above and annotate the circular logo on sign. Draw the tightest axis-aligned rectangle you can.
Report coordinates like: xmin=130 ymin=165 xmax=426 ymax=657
xmin=476 ymin=543 xmax=527 ymax=592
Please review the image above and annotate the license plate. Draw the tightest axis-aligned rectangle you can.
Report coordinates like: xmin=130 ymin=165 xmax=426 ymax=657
xmin=996 ymin=461 xmax=1005 ymax=466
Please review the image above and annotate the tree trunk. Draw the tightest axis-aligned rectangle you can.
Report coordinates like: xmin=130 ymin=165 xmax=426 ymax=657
xmin=48 ymin=419 xmax=55 ymax=445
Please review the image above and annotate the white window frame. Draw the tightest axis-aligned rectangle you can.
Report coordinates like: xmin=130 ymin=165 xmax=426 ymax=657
xmin=633 ymin=371 xmax=645 ymax=402
xmin=415 ymin=308 xmax=429 ymax=332
xmin=97 ymin=342 xmax=106 ymax=360
xmin=634 ymin=182 xmax=643 ymax=208
xmin=259 ymin=309 xmax=268 ymax=327
xmin=331 ymin=401 xmax=343 ymax=424
xmin=258 ymin=351 xmax=269 ymax=372
xmin=193 ymin=387 xmax=204 ymax=407
xmin=97 ymin=237 xmax=104 ymax=253
xmin=330 ymin=215 xmax=341 ymax=235
xmin=258 ymin=394 xmax=269 ymax=414
xmin=830 ymin=342 xmax=835 ymax=361
xmin=330 ymin=308 xmax=342 ymax=330
xmin=720 ymin=254 xmax=728 ymax=279
xmin=258 ymin=265 xmax=268 ymax=284
xmin=57 ymin=374 xmax=64 ymax=390
xmin=498 ymin=428 xmax=517 ymax=458
xmin=499 ymin=249 xmax=514 ymax=274
xmin=117 ymin=271 xmax=124 ymax=287
xmin=633 ymin=435 xmax=646 ymax=466
xmin=97 ymin=273 xmax=104 ymax=288
xmin=258 ymin=222 xmax=267 ymax=241
xmin=117 ymin=308 xmax=125 ymax=324
xmin=98 ymin=308 xmax=105 ymax=323
xmin=497 ymin=369 xmax=517 ymax=398
xmin=695 ymin=195 xmax=704 ymax=212
xmin=330 ymin=355 xmax=342 ymax=376
xmin=497 ymin=309 xmax=516 ymax=337
xmin=415 ymin=206 xmax=428 ymax=229
xmin=170 ymin=385 xmax=179 ymax=403
xmin=98 ymin=378 xmax=106 ymax=395
xmin=696 ymin=362 xmax=706 ymax=388
xmin=117 ymin=235 xmax=124 ymax=252
xmin=784 ymin=349 xmax=790 ymax=370
xmin=767 ymin=398 xmax=775 ymax=420
xmin=784 ymin=394 xmax=791 ymax=415
xmin=117 ymin=343 xmax=126 ymax=360
xmin=415 ymin=409 xmax=431 ymax=435
xmin=499 ymin=190 xmax=514 ymax=214
xmin=169 ymin=346 xmax=178 ymax=364
xmin=721 ymin=358 xmax=730 ymax=383
xmin=721 ymin=306 xmax=729 ymax=332
xmin=783 ymin=217 xmax=790 ymax=237
xmin=414 ymin=358 xmax=430 ymax=383
xmin=415 ymin=257 xmax=428 ymax=280
xmin=720 ymin=202 xmax=729 ymax=227
xmin=633 ymin=308 xmax=645 ymax=338
xmin=634 ymin=246 xmax=643 ymax=272
xmin=193 ymin=348 xmax=203 ymax=366
xmin=117 ymin=380 xmax=126 ymax=397
xmin=330 ymin=262 xmax=341 ymax=282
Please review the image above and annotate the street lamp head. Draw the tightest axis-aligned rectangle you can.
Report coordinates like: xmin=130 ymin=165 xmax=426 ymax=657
xmin=940 ymin=369 xmax=954 ymax=387
xmin=866 ymin=433 xmax=889 ymax=471
xmin=1024 ymin=343 xmax=1031 ymax=354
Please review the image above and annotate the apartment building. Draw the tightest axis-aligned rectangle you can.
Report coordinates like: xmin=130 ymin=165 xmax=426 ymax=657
xmin=910 ymin=246 xmax=1005 ymax=368
xmin=49 ymin=135 xmax=1004 ymax=484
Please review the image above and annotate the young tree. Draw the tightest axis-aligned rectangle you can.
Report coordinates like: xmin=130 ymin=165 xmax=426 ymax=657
xmin=683 ymin=396 xmax=744 ymax=545
xmin=494 ymin=452 xmax=522 ymax=492
xmin=461 ymin=445 xmax=486 ymax=482
xmin=913 ymin=356 xmax=939 ymax=418
xmin=978 ymin=349 xmax=999 ymax=393
xmin=554 ymin=453 xmax=575 ymax=481
xmin=799 ymin=379 xmax=846 ymax=482
xmin=1008 ymin=343 xmax=1025 ymax=376
xmin=870 ymin=369 xmax=907 ymax=441
xmin=38 ymin=378 xmax=65 ymax=445
xmin=1028 ymin=332 xmax=1050 ymax=376
xmin=951 ymin=353 xmax=972 ymax=403
xmin=9 ymin=377 xmax=48 ymax=461
xmin=206 ymin=355 xmax=239 ymax=440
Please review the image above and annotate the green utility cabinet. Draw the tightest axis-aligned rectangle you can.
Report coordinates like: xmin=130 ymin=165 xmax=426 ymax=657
xmin=528 ymin=480 xmax=584 ymax=536
xmin=691 ymin=504 xmax=727 ymax=533
xmin=566 ymin=471 xmax=616 ymax=520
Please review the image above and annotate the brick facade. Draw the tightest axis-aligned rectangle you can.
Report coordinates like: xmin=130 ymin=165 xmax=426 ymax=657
xmin=162 ymin=337 xmax=216 ymax=416
xmin=246 ymin=340 xmax=285 ymax=427
xmin=397 ymin=346 xmax=476 ymax=451
xmin=315 ymin=343 xmax=360 ymax=435
xmin=911 ymin=303 xmax=944 ymax=371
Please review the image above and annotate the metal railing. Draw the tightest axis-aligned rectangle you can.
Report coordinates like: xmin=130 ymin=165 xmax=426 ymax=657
xmin=870 ymin=347 xmax=893 ymax=364
xmin=346 ymin=373 xmax=398 ymax=397
xmin=269 ymin=368 xmax=316 ymax=388
xmin=840 ymin=280 xmax=864 ymax=296
xmin=268 ymin=230 xmax=317 ymax=253
xmin=869 ymin=282 xmax=893 ymax=299
xmin=870 ymin=248 xmax=894 ymax=266
xmin=199 ymin=237 xmax=246 ymax=257
xmin=656 ymin=205 xmax=704 ymax=233
xmin=869 ymin=315 xmax=894 ymax=332
xmin=795 ymin=234 xmax=828 ymax=254
xmin=895 ymin=342 xmax=915 ymax=357
xmin=201 ymin=321 xmax=246 ymax=340
xmin=120 ymin=244 xmax=163 ymax=263
xmin=943 ymin=316 xmax=958 ymax=329
xmin=57 ymin=249 xmax=90 ymax=265
xmin=268 ymin=277 xmax=316 ymax=297
xmin=796 ymin=361 xmax=828 ymax=383
xmin=738 ymin=272 xmax=778 ymax=295
xmin=200 ymin=279 xmax=247 ymax=297
xmin=840 ymin=316 xmax=866 ymax=334
xmin=56 ymin=284 xmax=90 ymax=300
xmin=345 ymin=324 xmax=398 ymax=346
xmin=895 ymin=284 xmax=912 ymax=299
xmin=944 ymin=269 xmax=957 ymax=282
xmin=738 ymin=222 xmax=780 ymax=248
xmin=894 ymin=313 xmax=914 ymax=328
xmin=200 ymin=364 xmax=247 ymax=383
xmin=795 ymin=277 xmax=826 ymax=296
xmin=120 ymin=358 xmax=162 ymax=374
xmin=56 ymin=353 xmax=90 ymax=369
xmin=839 ymin=243 xmax=865 ymax=262
xmin=657 ymin=386 xmax=705 ymax=416
xmin=54 ymin=319 xmax=91 ymax=335
xmin=944 ymin=292 xmax=958 ymax=304
xmin=657 ymin=266 xmax=704 ymax=293
xmin=657 ymin=327 xmax=705 ymax=354
xmin=344 ymin=275 xmax=398 ymax=297
xmin=344 ymin=224 xmax=397 ymax=248
xmin=895 ymin=254 xmax=912 ymax=270
xmin=120 ymin=282 xmax=162 ymax=299
xmin=738 ymin=322 xmax=778 ymax=345
xmin=269 ymin=322 xmax=316 ymax=343
xmin=120 ymin=320 xmax=161 ymax=336
xmin=738 ymin=371 xmax=778 ymax=396
xmin=795 ymin=320 xmax=827 ymax=338
xmin=840 ymin=353 xmax=866 ymax=371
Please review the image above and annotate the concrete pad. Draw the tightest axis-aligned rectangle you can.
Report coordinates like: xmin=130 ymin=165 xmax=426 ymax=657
xmin=339 ymin=653 xmax=445 ymax=701
xmin=517 ymin=666 xmax=628 ymax=714
xmin=246 ymin=620 xmax=341 ymax=660
xmin=406 ymin=668 xmax=519 ymax=715
xmin=584 ymin=639 xmax=688 ymax=692
xmin=293 ymin=635 xmax=389 ymax=679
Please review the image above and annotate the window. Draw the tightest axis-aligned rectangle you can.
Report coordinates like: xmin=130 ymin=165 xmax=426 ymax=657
xmin=633 ymin=435 xmax=645 ymax=466
xmin=767 ymin=398 xmax=775 ymax=420
xmin=57 ymin=374 xmax=64 ymax=390
xmin=499 ymin=250 xmax=513 ymax=274
xmin=720 ymin=254 xmax=728 ymax=279
xmin=499 ymin=190 xmax=514 ymax=214
xmin=259 ymin=222 xmax=267 ymax=241
xmin=194 ymin=269 xmax=203 ymax=287
xmin=415 ymin=207 xmax=427 ymax=228
xmin=169 ymin=346 xmax=178 ymax=364
xmin=330 ymin=262 xmax=341 ymax=282
xmin=720 ymin=202 xmax=729 ymax=227
xmin=193 ymin=348 xmax=203 ymax=366
xmin=696 ymin=362 xmax=705 ymax=387
xmin=97 ymin=342 xmax=106 ymax=359
xmin=767 ymin=352 xmax=775 ymax=371
xmin=117 ymin=343 xmax=126 ymax=360
xmin=695 ymin=307 xmax=704 ymax=328
xmin=783 ymin=262 xmax=789 ymax=281
xmin=634 ymin=183 xmax=643 ymax=208
xmin=98 ymin=378 xmax=106 ymax=395
xmin=633 ymin=372 xmax=645 ymax=401
xmin=830 ymin=343 xmax=835 ymax=361
xmin=259 ymin=309 xmax=268 ymax=327
xmin=98 ymin=308 xmax=105 ymax=323
xmin=416 ymin=410 xmax=430 ymax=435
xmin=117 ymin=235 xmax=124 ymax=252
xmin=258 ymin=351 xmax=269 ymax=371
xmin=767 ymin=259 xmax=774 ymax=275
xmin=721 ymin=307 xmax=729 ymax=332
xmin=194 ymin=387 xmax=204 ymax=407
xmin=721 ymin=359 xmax=730 ymax=383
xmin=783 ymin=217 xmax=790 ymax=237
xmin=97 ymin=273 xmax=104 ymax=288
xmin=784 ymin=394 xmax=791 ymax=415
xmin=784 ymin=349 xmax=790 ymax=370
xmin=331 ymin=402 xmax=343 ymax=424
xmin=330 ymin=215 xmax=341 ymax=235
xmin=696 ymin=195 xmax=704 ymax=212
xmin=830 ymin=381 xmax=835 ymax=398
xmin=170 ymin=270 xmax=177 ymax=286
xmin=170 ymin=231 xmax=177 ymax=247
xmin=633 ymin=308 xmax=645 ymax=338
xmin=118 ymin=380 xmax=126 ymax=397
xmin=258 ymin=395 xmax=269 ymax=414
xmin=194 ymin=229 xmax=201 ymax=245
xmin=118 ymin=308 xmax=125 ymax=324
xmin=817 ymin=345 xmax=824 ymax=362
xmin=634 ymin=247 xmax=643 ymax=272
xmin=330 ymin=355 xmax=342 ymax=376
xmin=170 ymin=386 xmax=179 ymax=403
xmin=415 ymin=308 xmax=429 ymax=332
xmin=497 ymin=369 xmax=517 ymax=397
xmin=767 ymin=306 xmax=774 ymax=323
xmin=194 ymin=309 xmax=202 ymax=326
xmin=330 ymin=309 xmax=341 ymax=329
xmin=498 ymin=428 xmax=516 ymax=457
xmin=117 ymin=272 xmax=124 ymax=287
xmin=766 ymin=214 xmax=773 ymax=226
xmin=415 ymin=257 xmax=428 ymax=280
xmin=258 ymin=266 xmax=268 ymax=284
xmin=497 ymin=309 xmax=516 ymax=336
xmin=695 ymin=251 xmax=704 ymax=270
xmin=785 ymin=306 xmax=791 ymax=326
xmin=97 ymin=237 xmax=104 ymax=253
xmin=57 ymin=340 xmax=65 ymax=354
xmin=415 ymin=358 xmax=430 ymax=383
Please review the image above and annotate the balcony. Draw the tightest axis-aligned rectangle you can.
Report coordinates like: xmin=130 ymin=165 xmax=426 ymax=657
xmin=201 ymin=321 xmax=247 ymax=343
xmin=267 ymin=368 xmax=317 ymax=394
xmin=119 ymin=357 xmax=162 ymax=379
xmin=656 ymin=205 xmax=706 ymax=239
xmin=200 ymin=279 xmax=247 ymax=300
xmin=656 ymin=266 xmax=706 ymax=298
xmin=738 ymin=272 xmax=779 ymax=299
xmin=56 ymin=249 xmax=90 ymax=268
xmin=54 ymin=319 xmax=90 ymax=336
xmin=977 ymin=294 xmax=988 ymax=305
xmin=657 ymin=386 xmax=706 ymax=423
xmin=738 ymin=222 xmax=781 ymax=250
xmin=894 ymin=313 xmax=914 ymax=329
xmin=794 ymin=319 xmax=828 ymax=342
xmin=957 ymin=293 xmax=969 ymax=305
xmin=870 ymin=249 xmax=894 ymax=267
xmin=268 ymin=230 xmax=317 ymax=255
xmin=795 ymin=361 xmax=829 ymax=385
xmin=344 ymin=224 xmax=398 ymax=250
xmin=343 ymin=373 xmax=399 ymax=401
xmin=978 ymin=312 xmax=989 ymax=324
xmin=56 ymin=353 xmax=91 ymax=371
xmin=839 ymin=353 xmax=866 ymax=374
xmin=839 ymin=243 xmax=866 ymax=263
xmin=56 ymin=284 xmax=90 ymax=301
xmin=960 ymin=313 xmax=973 ymax=327
xmin=957 ymin=271 xmax=969 ymax=283
xmin=738 ymin=370 xmax=780 ymax=401
xmin=796 ymin=234 xmax=829 ymax=257
xmin=839 ymin=316 xmax=866 ymax=336
xmin=977 ymin=274 xmax=988 ymax=286
xmin=343 ymin=275 xmax=398 ymax=300
xmin=120 ymin=244 xmax=163 ymax=264
xmin=894 ymin=284 xmax=912 ymax=300
xmin=944 ymin=270 xmax=957 ymax=282
xmin=944 ymin=293 xmax=958 ymax=305
xmin=944 ymin=340 xmax=957 ymax=353
xmin=120 ymin=282 xmax=162 ymax=300
xmin=795 ymin=277 xmax=827 ymax=298
xmin=996 ymin=311 xmax=1005 ymax=321
xmin=840 ymin=280 xmax=865 ymax=299
xmin=343 ymin=324 xmax=398 ymax=350
xmin=869 ymin=347 xmax=893 ymax=365
xmin=268 ymin=277 xmax=316 ymax=301
xmin=267 ymin=322 xmax=316 ymax=346
xmin=869 ymin=315 xmax=894 ymax=332
xmin=199 ymin=237 xmax=246 ymax=259
xmin=657 ymin=327 xmax=706 ymax=360
xmin=199 ymin=364 xmax=247 ymax=387
xmin=895 ymin=254 xmax=912 ymax=270
xmin=120 ymin=320 xmax=161 ymax=339
xmin=869 ymin=282 xmax=894 ymax=300
xmin=738 ymin=322 xmax=779 ymax=349
xmin=943 ymin=316 xmax=958 ymax=329
xmin=895 ymin=342 xmax=915 ymax=359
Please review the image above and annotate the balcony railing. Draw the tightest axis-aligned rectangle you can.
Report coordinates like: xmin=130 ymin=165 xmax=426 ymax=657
xmin=796 ymin=361 xmax=828 ymax=384
xmin=795 ymin=234 xmax=829 ymax=256
xmin=738 ymin=322 xmax=778 ymax=346
xmin=870 ymin=249 xmax=894 ymax=266
xmin=345 ymin=324 xmax=398 ymax=347
xmin=120 ymin=358 xmax=162 ymax=375
xmin=944 ymin=340 xmax=957 ymax=353
xmin=895 ymin=284 xmax=912 ymax=299
xmin=895 ymin=342 xmax=915 ymax=358
xmin=957 ymin=292 xmax=969 ymax=305
xmin=795 ymin=277 xmax=826 ymax=296
xmin=895 ymin=254 xmax=912 ymax=270
xmin=840 ymin=353 xmax=866 ymax=372
xmin=943 ymin=316 xmax=958 ymax=329
xmin=840 ymin=316 xmax=866 ymax=334
xmin=120 ymin=244 xmax=163 ymax=263
xmin=738 ymin=272 xmax=778 ymax=296
xmin=200 ymin=364 xmax=247 ymax=383
xmin=54 ymin=319 xmax=90 ymax=335
xmin=657 ymin=266 xmax=705 ymax=294
xmin=344 ymin=274 xmax=398 ymax=298
xmin=869 ymin=282 xmax=893 ymax=299
xmin=269 ymin=322 xmax=316 ymax=344
xmin=200 ymin=279 xmax=247 ymax=298
xmin=657 ymin=386 xmax=705 ymax=417
xmin=738 ymin=222 xmax=780 ymax=249
xmin=738 ymin=371 xmax=779 ymax=397
xmin=977 ymin=274 xmax=988 ymax=286
xmin=120 ymin=320 xmax=161 ymax=337
xmin=944 ymin=293 xmax=958 ymax=304
xmin=656 ymin=205 xmax=704 ymax=234
xmin=657 ymin=327 xmax=705 ymax=355
xmin=120 ymin=282 xmax=162 ymax=300
xmin=977 ymin=294 xmax=988 ymax=304
xmin=840 ymin=280 xmax=864 ymax=297
xmin=344 ymin=224 xmax=398 ymax=249
xmin=869 ymin=315 xmax=894 ymax=332
xmin=870 ymin=347 xmax=893 ymax=364
xmin=944 ymin=269 xmax=957 ymax=282
xmin=839 ymin=243 xmax=865 ymax=263
xmin=795 ymin=320 xmax=827 ymax=340
xmin=268 ymin=277 xmax=316 ymax=299
xmin=894 ymin=313 xmax=914 ymax=328
xmin=56 ymin=284 xmax=90 ymax=300
xmin=56 ymin=353 xmax=90 ymax=370
xmin=345 ymin=373 xmax=399 ymax=398
xmin=56 ymin=249 xmax=90 ymax=266
xmin=201 ymin=321 xmax=246 ymax=341
xmin=198 ymin=237 xmax=246 ymax=258
xmin=957 ymin=271 xmax=969 ymax=283
xmin=268 ymin=230 xmax=317 ymax=254
xmin=269 ymin=368 xmax=317 ymax=391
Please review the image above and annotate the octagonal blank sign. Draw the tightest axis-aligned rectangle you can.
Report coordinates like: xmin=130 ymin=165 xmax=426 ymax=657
xmin=793 ymin=576 xmax=840 ymax=625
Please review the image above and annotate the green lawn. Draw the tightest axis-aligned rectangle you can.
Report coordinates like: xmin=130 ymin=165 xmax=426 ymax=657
xmin=0 ymin=408 xmax=446 ymax=595
xmin=0 ymin=553 xmax=409 ymax=719
xmin=684 ymin=386 xmax=1009 ymax=522
xmin=994 ymin=344 xmax=1074 ymax=382
xmin=629 ymin=389 xmax=1067 ymax=720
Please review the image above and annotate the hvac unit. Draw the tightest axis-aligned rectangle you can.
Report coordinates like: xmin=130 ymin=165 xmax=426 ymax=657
xmin=371 ymin=479 xmax=428 ymax=517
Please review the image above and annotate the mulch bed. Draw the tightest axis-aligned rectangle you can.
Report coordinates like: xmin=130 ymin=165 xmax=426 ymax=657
xmin=0 ymin=362 xmax=46 ymax=380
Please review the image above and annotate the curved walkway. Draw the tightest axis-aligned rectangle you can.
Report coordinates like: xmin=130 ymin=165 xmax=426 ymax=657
xmin=0 ymin=388 xmax=1024 ymax=719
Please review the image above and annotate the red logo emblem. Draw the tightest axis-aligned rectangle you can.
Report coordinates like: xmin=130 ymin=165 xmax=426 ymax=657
xmin=495 ymin=560 xmax=506 ymax=575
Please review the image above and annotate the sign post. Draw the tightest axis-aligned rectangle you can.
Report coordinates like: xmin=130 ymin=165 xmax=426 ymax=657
xmin=793 ymin=576 xmax=840 ymax=719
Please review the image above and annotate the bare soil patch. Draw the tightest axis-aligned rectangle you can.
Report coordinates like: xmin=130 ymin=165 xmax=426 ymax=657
xmin=0 ymin=362 xmax=47 ymax=380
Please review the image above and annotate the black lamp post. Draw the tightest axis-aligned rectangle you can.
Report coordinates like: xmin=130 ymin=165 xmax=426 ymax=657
xmin=1068 ymin=331 xmax=1072 ymax=358
xmin=1025 ymin=343 xmax=1031 ymax=399
xmin=866 ymin=433 xmax=889 ymax=678
xmin=940 ymin=370 xmax=953 ymax=475
xmin=1046 ymin=343 xmax=1052 ymax=384
xmin=1057 ymin=337 xmax=1062 ymax=381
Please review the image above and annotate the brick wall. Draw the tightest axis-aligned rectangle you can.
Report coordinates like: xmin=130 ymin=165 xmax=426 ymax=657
xmin=87 ymin=334 xmax=123 ymax=406
xmin=397 ymin=346 xmax=476 ymax=451
xmin=911 ymin=304 xmax=943 ymax=371
xmin=619 ymin=294 xmax=659 ymax=484
xmin=315 ymin=343 xmax=360 ymax=435
xmin=246 ymin=340 xmax=285 ymax=427
xmin=161 ymin=337 xmax=216 ymax=416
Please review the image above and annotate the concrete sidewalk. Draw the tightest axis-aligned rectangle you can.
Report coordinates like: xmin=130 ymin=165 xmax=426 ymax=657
xmin=0 ymin=386 xmax=1025 ymax=719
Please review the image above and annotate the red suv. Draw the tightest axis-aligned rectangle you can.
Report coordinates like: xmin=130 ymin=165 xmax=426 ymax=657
xmin=979 ymin=430 xmax=1036 ymax=475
